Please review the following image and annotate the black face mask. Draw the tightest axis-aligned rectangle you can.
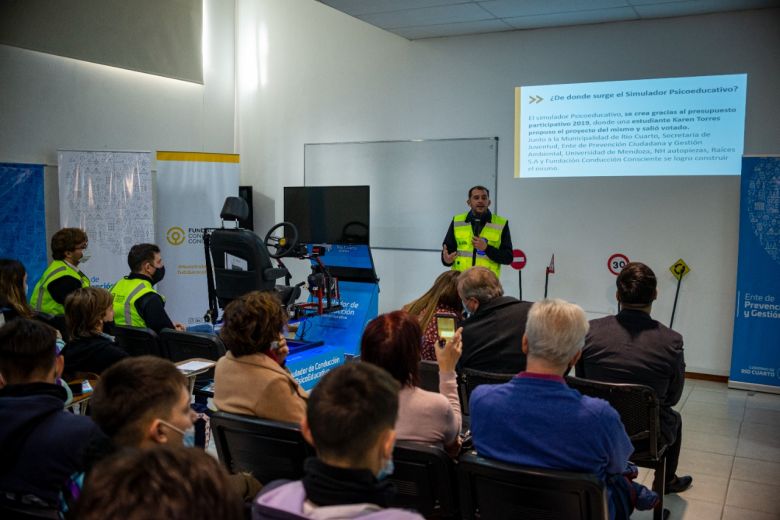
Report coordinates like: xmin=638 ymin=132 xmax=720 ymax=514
xmin=151 ymin=265 xmax=166 ymax=285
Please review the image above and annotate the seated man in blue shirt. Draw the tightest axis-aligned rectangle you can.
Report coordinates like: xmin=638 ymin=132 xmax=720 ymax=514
xmin=470 ymin=299 xmax=658 ymax=520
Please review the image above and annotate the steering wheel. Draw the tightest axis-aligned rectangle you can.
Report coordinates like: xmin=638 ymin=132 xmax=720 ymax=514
xmin=264 ymin=222 xmax=299 ymax=259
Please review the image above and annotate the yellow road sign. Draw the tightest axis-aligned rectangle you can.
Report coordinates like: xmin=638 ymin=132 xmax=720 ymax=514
xmin=669 ymin=259 xmax=691 ymax=281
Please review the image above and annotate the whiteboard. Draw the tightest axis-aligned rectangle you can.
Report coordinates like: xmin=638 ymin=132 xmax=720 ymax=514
xmin=304 ymin=138 xmax=498 ymax=251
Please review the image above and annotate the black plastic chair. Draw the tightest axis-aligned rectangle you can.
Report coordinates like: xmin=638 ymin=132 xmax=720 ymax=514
xmin=210 ymin=411 xmax=315 ymax=485
xmin=34 ymin=312 xmax=69 ymax=342
xmin=113 ymin=325 xmax=164 ymax=357
xmin=390 ymin=441 xmax=458 ymax=519
xmin=159 ymin=329 xmax=226 ymax=384
xmin=418 ymin=360 xmax=440 ymax=393
xmin=458 ymin=451 xmax=608 ymax=520
xmin=566 ymin=376 xmax=668 ymax=520
xmin=459 ymin=368 xmax=514 ymax=416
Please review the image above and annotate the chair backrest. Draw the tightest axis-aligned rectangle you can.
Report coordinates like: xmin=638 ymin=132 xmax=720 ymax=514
xmin=159 ymin=329 xmax=226 ymax=363
xmin=34 ymin=312 xmax=69 ymax=342
xmin=209 ymin=228 xmax=282 ymax=304
xmin=113 ymin=325 xmax=164 ymax=357
xmin=390 ymin=441 xmax=458 ymax=518
xmin=458 ymin=451 xmax=608 ymax=520
xmin=460 ymin=369 xmax=514 ymax=415
xmin=418 ymin=360 xmax=439 ymax=393
xmin=565 ymin=376 xmax=661 ymax=458
xmin=210 ymin=411 xmax=315 ymax=484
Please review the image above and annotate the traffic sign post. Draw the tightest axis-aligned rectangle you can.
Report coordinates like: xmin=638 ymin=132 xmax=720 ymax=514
xmin=668 ymin=258 xmax=691 ymax=329
xmin=607 ymin=253 xmax=630 ymax=276
xmin=510 ymin=249 xmax=527 ymax=300
xmin=544 ymin=254 xmax=555 ymax=299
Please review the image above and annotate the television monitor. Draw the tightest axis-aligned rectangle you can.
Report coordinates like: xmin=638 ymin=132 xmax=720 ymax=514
xmin=284 ymin=186 xmax=369 ymax=245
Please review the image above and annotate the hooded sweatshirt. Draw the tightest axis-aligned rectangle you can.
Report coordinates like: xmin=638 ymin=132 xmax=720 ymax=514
xmin=0 ymin=382 xmax=103 ymax=509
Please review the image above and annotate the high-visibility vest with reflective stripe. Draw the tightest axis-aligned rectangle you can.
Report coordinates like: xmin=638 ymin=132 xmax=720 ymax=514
xmin=451 ymin=212 xmax=507 ymax=277
xmin=31 ymin=260 xmax=90 ymax=315
xmin=110 ymin=277 xmax=163 ymax=328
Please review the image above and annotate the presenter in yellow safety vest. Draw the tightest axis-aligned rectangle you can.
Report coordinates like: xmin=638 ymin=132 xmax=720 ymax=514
xmin=31 ymin=228 xmax=91 ymax=316
xmin=442 ymin=186 xmax=513 ymax=277
xmin=110 ymin=243 xmax=185 ymax=333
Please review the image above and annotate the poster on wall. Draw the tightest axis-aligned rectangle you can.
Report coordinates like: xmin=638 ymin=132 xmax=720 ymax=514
xmin=0 ymin=163 xmax=47 ymax=297
xmin=156 ymin=151 xmax=239 ymax=326
xmin=58 ymin=151 xmax=154 ymax=289
xmin=730 ymin=156 xmax=780 ymax=393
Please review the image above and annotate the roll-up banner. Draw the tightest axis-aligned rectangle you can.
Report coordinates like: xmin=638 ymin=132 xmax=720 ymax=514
xmin=58 ymin=151 xmax=154 ymax=289
xmin=156 ymin=152 xmax=240 ymax=325
xmin=729 ymin=156 xmax=780 ymax=394
xmin=0 ymin=163 xmax=47 ymax=298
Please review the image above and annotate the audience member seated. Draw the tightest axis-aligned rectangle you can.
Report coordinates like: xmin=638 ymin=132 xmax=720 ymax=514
xmin=253 ymin=362 xmax=424 ymax=519
xmin=577 ymin=262 xmax=692 ymax=494
xmin=0 ymin=259 xmax=35 ymax=326
xmin=110 ymin=243 xmax=185 ymax=333
xmin=214 ymin=291 xmax=307 ymax=423
xmin=61 ymin=287 xmax=127 ymax=378
xmin=403 ymin=270 xmax=463 ymax=361
xmin=74 ymin=445 xmax=243 ymax=520
xmin=31 ymin=228 xmax=90 ymax=316
xmin=471 ymin=299 xmax=659 ymax=520
xmin=61 ymin=356 xmax=260 ymax=512
xmin=361 ymin=310 xmax=462 ymax=455
xmin=457 ymin=266 xmax=532 ymax=373
xmin=0 ymin=319 xmax=103 ymax=517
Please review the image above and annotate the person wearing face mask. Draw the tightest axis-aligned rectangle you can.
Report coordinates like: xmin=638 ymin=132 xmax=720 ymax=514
xmin=253 ymin=362 xmax=424 ymax=520
xmin=457 ymin=266 xmax=532 ymax=374
xmin=110 ymin=243 xmax=185 ymax=333
xmin=59 ymin=356 xmax=262 ymax=514
xmin=0 ymin=319 xmax=104 ymax=519
xmin=61 ymin=287 xmax=127 ymax=378
xmin=441 ymin=186 xmax=513 ymax=277
xmin=31 ymin=228 xmax=91 ymax=317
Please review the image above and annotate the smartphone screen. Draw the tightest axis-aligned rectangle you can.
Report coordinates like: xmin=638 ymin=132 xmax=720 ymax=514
xmin=435 ymin=315 xmax=456 ymax=341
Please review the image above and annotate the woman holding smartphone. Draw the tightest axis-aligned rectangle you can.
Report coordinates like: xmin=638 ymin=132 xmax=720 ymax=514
xmin=361 ymin=310 xmax=463 ymax=456
xmin=214 ymin=291 xmax=307 ymax=423
xmin=403 ymin=271 xmax=462 ymax=361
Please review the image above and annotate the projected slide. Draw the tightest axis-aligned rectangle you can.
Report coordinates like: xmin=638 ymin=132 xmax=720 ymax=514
xmin=515 ymin=74 xmax=747 ymax=178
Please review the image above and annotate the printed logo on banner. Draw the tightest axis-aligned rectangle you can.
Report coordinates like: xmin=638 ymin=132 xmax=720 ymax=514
xmin=167 ymin=227 xmax=186 ymax=246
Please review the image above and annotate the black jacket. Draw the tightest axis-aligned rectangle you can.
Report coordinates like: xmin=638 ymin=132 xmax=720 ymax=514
xmin=125 ymin=273 xmax=175 ymax=333
xmin=576 ymin=309 xmax=685 ymax=443
xmin=61 ymin=334 xmax=128 ymax=378
xmin=459 ymin=296 xmax=532 ymax=374
xmin=0 ymin=383 xmax=104 ymax=508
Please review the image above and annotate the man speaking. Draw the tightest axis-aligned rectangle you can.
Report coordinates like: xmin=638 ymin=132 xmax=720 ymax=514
xmin=442 ymin=186 xmax=513 ymax=276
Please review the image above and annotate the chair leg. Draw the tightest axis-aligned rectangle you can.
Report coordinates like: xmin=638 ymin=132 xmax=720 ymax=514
xmin=652 ymin=458 xmax=666 ymax=520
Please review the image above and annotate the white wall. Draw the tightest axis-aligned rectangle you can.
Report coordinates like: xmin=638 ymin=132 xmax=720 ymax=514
xmin=0 ymin=0 xmax=236 ymax=238
xmin=237 ymin=0 xmax=780 ymax=375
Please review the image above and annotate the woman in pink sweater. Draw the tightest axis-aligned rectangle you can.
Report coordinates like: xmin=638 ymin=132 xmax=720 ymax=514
xmin=360 ymin=311 xmax=463 ymax=455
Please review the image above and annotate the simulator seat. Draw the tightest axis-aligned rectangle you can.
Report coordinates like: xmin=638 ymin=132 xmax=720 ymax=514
xmin=206 ymin=197 xmax=300 ymax=313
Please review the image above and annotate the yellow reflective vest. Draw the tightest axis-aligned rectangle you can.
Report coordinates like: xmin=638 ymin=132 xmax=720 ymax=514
xmin=451 ymin=212 xmax=507 ymax=277
xmin=110 ymin=277 xmax=163 ymax=328
xmin=31 ymin=260 xmax=90 ymax=315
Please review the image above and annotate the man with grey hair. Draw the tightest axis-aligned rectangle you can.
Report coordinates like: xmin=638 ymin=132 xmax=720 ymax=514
xmin=470 ymin=299 xmax=659 ymax=520
xmin=457 ymin=266 xmax=531 ymax=373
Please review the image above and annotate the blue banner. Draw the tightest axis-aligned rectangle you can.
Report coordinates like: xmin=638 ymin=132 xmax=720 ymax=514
xmin=0 ymin=163 xmax=47 ymax=299
xmin=730 ymin=157 xmax=780 ymax=391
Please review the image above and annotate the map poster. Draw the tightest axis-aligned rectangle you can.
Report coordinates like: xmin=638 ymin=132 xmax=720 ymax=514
xmin=0 ymin=163 xmax=47 ymax=298
xmin=730 ymin=156 xmax=780 ymax=393
xmin=58 ymin=151 xmax=154 ymax=290
xmin=155 ymin=151 xmax=239 ymax=326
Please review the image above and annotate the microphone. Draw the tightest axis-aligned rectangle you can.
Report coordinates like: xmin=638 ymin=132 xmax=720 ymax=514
xmin=471 ymin=217 xmax=483 ymax=235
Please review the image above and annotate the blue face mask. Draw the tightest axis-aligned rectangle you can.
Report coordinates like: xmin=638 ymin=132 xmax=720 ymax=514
xmin=55 ymin=338 xmax=66 ymax=355
xmin=462 ymin=300 xmax=471 ymax=317
xmin=377 ymin=458 xmax=394 ymax=481
xmin=160 ymin=419 xmax=196 ymax=448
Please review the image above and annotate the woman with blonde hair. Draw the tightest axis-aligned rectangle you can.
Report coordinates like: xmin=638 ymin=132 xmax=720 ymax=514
xmin=404 ymin=270 xmax=462 ymax=361
xmin=214 ymin=291 xmax=308 ymax=423
xmin=0 ymin=259 xmax=34 ymax=324
xmin=61 ymin=287 xmax=127 ymax=378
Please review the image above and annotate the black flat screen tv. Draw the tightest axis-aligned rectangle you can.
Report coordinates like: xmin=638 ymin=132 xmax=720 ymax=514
xmin=284 ymin=186 xmax=369 ymax=245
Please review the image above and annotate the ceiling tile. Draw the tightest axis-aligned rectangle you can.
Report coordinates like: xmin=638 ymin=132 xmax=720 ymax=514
xmin=319 ymin=0 xmax=470 ymax=17
xmin=633 ymin=0 xmax=779 ymax=17
xmin=394 ymin=18 xmax=515 ymax=39
xmin=504 ymin=6 xmax=639 ymax=29
xmin=359 ymin=3 xmax=496 ymax=29
xmin=478 ymin=0 xmax=631 ymax=18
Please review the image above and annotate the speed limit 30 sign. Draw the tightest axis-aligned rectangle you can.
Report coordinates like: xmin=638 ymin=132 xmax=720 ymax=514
xmin=607 ymin=253 xmax=629 ymax=276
